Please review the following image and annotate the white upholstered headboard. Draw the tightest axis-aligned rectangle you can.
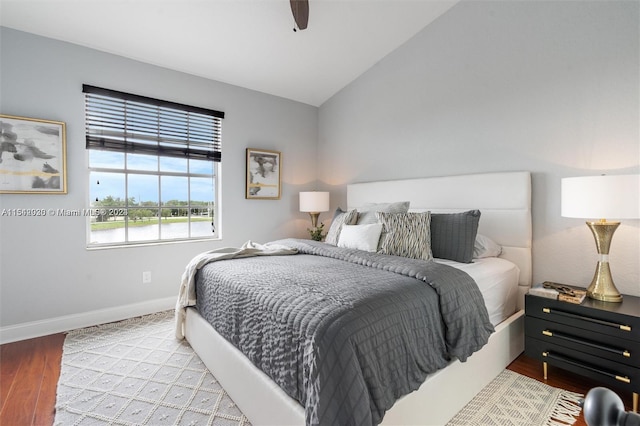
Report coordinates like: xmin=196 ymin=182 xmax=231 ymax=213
xmin=347 ymin=171 xmax=532 ymax=306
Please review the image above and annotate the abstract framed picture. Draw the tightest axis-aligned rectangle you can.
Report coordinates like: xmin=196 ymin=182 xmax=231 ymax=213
xmin=0 ymin=114 xmax=67 ymax=194
xmin=246 ymin=148 xmax=281 ymax=200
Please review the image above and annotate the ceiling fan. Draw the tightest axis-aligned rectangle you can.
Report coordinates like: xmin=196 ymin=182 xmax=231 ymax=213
xmin=290 ymin=0 xmax=309 ymax=31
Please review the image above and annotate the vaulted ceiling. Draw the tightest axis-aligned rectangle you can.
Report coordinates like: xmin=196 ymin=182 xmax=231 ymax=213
xmin=0 ymin=0 xmax=458 ymax=106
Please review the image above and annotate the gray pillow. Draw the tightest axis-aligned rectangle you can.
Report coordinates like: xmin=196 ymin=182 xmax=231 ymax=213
xmin=325 ymin=208 xmax=358 ymax=245
xmin=356 ymin=201 xmax=410 ymax=225
xmin=430 ymin=210 xmax=481 ymax=263
xmin=376 ymin=211 xmax=433 ymax=261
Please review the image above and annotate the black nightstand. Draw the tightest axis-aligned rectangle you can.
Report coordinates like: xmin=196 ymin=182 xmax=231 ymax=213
xmin=525 ymin=292 xmax=640 ymax=412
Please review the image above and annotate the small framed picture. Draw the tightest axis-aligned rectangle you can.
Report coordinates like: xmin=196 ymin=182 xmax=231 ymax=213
xmin=0 ymin=114 xmax=67 ymax=194
xmin=246 ymin=148 xmax=281 ymax=200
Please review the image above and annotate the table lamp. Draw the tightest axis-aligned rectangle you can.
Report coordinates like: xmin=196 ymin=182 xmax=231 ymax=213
xmin=561 ymin=174 xmax=640 ymax=302
xmin=299 ymin=191 xmax=330 ymax=228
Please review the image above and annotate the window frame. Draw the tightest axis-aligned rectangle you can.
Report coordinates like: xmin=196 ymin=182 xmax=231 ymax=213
xmin=84 ymin=85 xmax=223 ymax=248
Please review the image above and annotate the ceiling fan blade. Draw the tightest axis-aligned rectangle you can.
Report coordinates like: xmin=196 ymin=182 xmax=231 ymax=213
xmin=290 ymin=0 xmax=309 ymax=30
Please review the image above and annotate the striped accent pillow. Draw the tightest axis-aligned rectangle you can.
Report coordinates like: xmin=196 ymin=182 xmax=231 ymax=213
xmin=325 ymin=208 xmax=358 ymax=245
xmin=430 ymin=210 xmax=481 ymax=263
xmin=376 ymin=212 xmax=433 ymax=261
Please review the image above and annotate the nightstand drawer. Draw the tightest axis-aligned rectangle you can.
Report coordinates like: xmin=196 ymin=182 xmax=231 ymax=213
xmin=526 ymin=337 xmax=640 ymax=393
xmin=525 ymin=295 xmax=639 ymax=342
xmin=525 ymin=316 xmax=639 ymax=368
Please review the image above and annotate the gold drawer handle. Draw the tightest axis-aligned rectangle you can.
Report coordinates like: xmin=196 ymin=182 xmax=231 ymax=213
xmin=540 ymin=331 xmax=631 ymax=359
xmin=541 ymin=307 xmax=631 ymax=332
xmin=544 ymin=351 xmax=632 ymax=384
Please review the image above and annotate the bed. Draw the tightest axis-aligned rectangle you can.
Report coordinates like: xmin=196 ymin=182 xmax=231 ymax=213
xmin=177 ymin=171 xmax=532 ymax=425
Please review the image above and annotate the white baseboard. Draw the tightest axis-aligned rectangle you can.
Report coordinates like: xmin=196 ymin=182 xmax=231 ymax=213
xmin=0 ymin=296 xmax=176 ymax=345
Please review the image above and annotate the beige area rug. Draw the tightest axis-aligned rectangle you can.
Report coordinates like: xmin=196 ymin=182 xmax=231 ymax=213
xmin=55 ymin=310 xmax=583 ymax=426
xmin=446 ymin=369 xmax=583 ymax=426
xmin=54 ymin=310 xmax=250 ymax=426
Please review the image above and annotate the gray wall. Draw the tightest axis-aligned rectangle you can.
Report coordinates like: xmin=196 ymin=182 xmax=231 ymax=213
xmin=318 ymin=1 xmax=640 ymax=295
xmin=0 ymin=28 xmax=318 ymax=339
xmin=2 ymin=0 xmax=639 ymax=341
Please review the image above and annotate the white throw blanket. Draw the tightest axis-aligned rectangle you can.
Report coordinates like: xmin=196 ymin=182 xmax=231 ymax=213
xmin=175 ymin=240 xmax=297 ymax=339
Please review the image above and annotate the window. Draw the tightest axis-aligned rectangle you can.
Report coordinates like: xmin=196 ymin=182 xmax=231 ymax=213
xmin=84 ymin=85 xmax=224 ymax=246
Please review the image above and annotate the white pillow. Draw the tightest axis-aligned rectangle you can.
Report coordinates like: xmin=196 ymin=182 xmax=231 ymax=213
xmin=337 ymin=223 xmax=383 ymax=252
xmin=473 ymin=234 xmax=502 ymax=258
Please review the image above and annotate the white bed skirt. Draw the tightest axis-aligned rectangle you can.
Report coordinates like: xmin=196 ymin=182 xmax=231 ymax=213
xmin=184 ymin=307 xmax=524 ymax=426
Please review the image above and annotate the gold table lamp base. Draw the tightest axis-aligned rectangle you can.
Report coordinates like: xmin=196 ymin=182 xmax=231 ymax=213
xmin=585 ymin=220 xmax=623 ymax=303
xmin=308 ymin=212 xmax=320 ymax=228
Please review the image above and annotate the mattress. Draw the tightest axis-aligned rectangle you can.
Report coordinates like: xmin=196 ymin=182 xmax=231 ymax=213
xmin=435 ymin=257 xmax=520 ymax=326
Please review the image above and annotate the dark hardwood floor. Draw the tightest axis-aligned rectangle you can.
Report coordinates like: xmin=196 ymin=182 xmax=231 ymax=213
xmin=1 ymin=333 xmax=65 ymax=426
xmin=0 ymin=333 xmax=635 ymax=426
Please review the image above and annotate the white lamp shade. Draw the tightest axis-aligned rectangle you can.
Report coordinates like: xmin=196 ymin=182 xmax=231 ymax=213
xmin=299 ymin=191 xmax=330 ymax=213
xmin=561 ymin=175 xmax=640 ymax=219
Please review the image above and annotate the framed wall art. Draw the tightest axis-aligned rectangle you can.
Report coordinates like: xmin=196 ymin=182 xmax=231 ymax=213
xmin=246 ymin=148 xmax=281 ymax=200
xmin=0 ymin=114 xmax=67 ymax=194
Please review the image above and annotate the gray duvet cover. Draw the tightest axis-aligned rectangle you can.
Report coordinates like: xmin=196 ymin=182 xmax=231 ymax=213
xmin=195 ymin=239 xmax=494 ymax=426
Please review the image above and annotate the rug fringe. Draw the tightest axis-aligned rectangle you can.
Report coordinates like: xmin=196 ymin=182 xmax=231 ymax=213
xmin=447 ymin=370 xmax=584 ymax=426
xmin=546 ymin=390 xmax=584 ymax=426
